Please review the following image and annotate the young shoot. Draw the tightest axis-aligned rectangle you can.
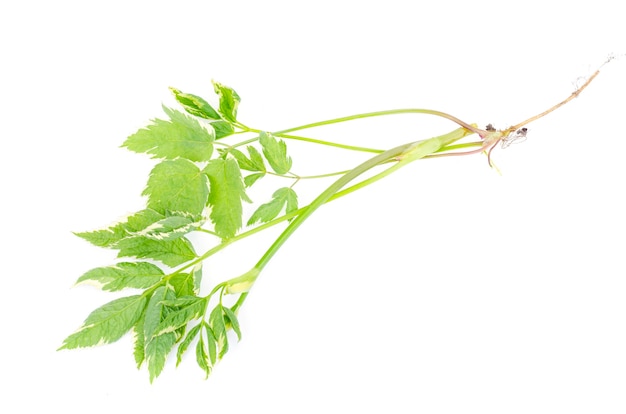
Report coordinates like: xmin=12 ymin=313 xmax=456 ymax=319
xmin=59 ymin=57 xmax=618 ymax=382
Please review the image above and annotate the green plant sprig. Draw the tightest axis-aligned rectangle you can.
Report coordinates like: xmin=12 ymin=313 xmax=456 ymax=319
xmin=60 ymin=63 xmax=610 ymax=381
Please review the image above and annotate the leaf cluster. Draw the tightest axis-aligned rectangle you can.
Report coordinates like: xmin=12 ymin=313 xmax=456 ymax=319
xmin=62 ymin=81 xmax=297 ymax=380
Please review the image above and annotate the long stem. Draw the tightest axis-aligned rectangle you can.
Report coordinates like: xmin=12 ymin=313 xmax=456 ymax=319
xmin=233 ymin=128 xmax=384 ymax=153
xmin=229 ymin=127 xmax=474 ymax=311
xmin=275 ymin=108 xmax=484 ymax=136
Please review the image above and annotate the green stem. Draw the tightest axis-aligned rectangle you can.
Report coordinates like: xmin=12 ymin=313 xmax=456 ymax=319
xmin=274 ymin=132 xmax=383 ymax=154
xmin=274 ymin=109 xmax=483 ymax=135
xmin=236 ymin=127 xmax=384 ymax=153
xmin=232 ymin=108 xmax=484 ymax=153
xmin=228 ymin=126 xmax=474 ymax=310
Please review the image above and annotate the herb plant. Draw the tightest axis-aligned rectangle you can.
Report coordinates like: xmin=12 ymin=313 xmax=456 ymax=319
xmin=59 ymin=59 xmax=615 ymax=382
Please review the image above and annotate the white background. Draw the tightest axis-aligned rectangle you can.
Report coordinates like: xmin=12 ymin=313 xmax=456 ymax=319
xmin=2 ymin=1 xmax=625 ymax=412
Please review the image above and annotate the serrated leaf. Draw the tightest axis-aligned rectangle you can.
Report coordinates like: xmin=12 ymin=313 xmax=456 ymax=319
xmin=247 ymin=187 xmax=299 ymax=226
xmin=204 ymin=322 xmax=218 ymax=366
xmin=192 ymin=264 xmax=203 ymax=294
xmin=133 ymin=315 xmax=146 ymax=368
xmin=74 ymin=209 xmax=167 ymax=249
xmin=159 ymin=296 xmax=204 ymax=307
xmin=133 ymin=213 xmax=204 ymax=241
xmin=210 ymin=120 xmax=235 ymax=139
xmin=146 ymin=332 xmax=176 ymax=383
xmin=204 ymin=158 xmax=247 ymax=239
xmin=143 ymin=159 xmax=209 ymax=216
xmin=259 ymin=131 xmax=292 ymax=174
xmin=176 ymin=323 xmax=202 ymax=366
xmin=229 ymin=146 xmax=266 ymax=172
xmin=222 ymin=307 xmax=242 ymax=341
xmin=144 ymin=287 xmax=177 ymax=382
xmin=209 ymin=305 xmax=229 ymax=359
xmin=117 ymin=236 xmax=196 ymax=267
xmin=243 ymin=172 xmax=265 ymax=187
xmin=154 ymin=297 xmax=207 ymax=336
xmin=169 ymin=87 xmax=221 ymax=120
xmin=59 ymin=295 xmax=147 ymax=349
xmin=169 ymin=272 xmax=195 ymax=296
xmin=229 ymin=148 xmax=256 ymax=171
xmin=74 ymin=225 xmax=128 ymax=248
xmin=247 ymin=146 xmax=265 ymax=171
xmin=196 ymin=327 xmax=212 ymax=379
xmin=144 ymin=287 xmax=173 ymax=338
xmin=212 ymin=81 xmax=240 ymax=123
xmin=122 ymin=107 xmax=215 ymax=161
xmin=76 ymin=262 xmax=165 ymax=291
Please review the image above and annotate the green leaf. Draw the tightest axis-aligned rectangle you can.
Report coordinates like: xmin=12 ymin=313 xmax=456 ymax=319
xmin=210 ymin=120 xmax=235 ymax=139
xmin=176 ymin=323 xmax=202 ymax=366
xmin=122 ymin=107 xmax=215 ymax=162
xmin=169 ymin=87 xmax=221 ymax=120
xmin=204 ymin=158 xmax=247 ymax=239
xmin=222 ymin=307 xmax=242 ymax=341
xmin=205 ymin=324 xmax=217 ymax=366
xmin=229 ymin=146 xmax=266 ymax=172
xmin=133 ymin=213 xmax=205 ymax=241
xmin=191 ymin=264 xmax=203 ymax=294
xmin=116 ymin=236 xmax=196 ymax=267
xmin=243 ymin=172 xmax=265 ymax=187
xmin=169 ymin=274 xmax=194 ymax=297
xmin=74 ymin=225 xmax=128 ymax=248
xmin=144 ymin=287 xmax=177 ymax=382
xmin=212 ymin=81 xmax=240 ymax=123
xmin=209 ymin=305 xmax=229 ymax=359
xmin=247 ymin=187 xmax=299 ymax=225
xmin=168 ymin=265 xmax=204 ymax=296
xmin=59 ymin=295 xmax=147 ymax=349
xmin=154 ymin=297 xmax=207 ymax=336
xmin=76 ymin=262 xmax=165 ymax=291
xmin=74 ymin=208 xmax=165 ymax=248
xmin=259 ymin=131 xmax=292 ymax=174
xmin=229 ymin=148 xmax=256 ymax=171
xmin=78 ymin=208 xmax=165 ymax=248
xmin=247 ymin=146 xmax=266 ymax=171
xmin=196 ymin=326 xmax=212 ymax=379
xmin=124 ymin=209 xmax=167 ymax=231
xmin=143 ymin=159 xmax=209 ymax=216
xmin=133 ymin=315 xmax=146 ymax=368
xmin=170 ymin=263 xmax=202 ymax=296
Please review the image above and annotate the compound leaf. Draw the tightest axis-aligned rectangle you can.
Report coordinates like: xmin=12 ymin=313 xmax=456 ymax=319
xmin=122 ymin=106 xmax=215 ymax=162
